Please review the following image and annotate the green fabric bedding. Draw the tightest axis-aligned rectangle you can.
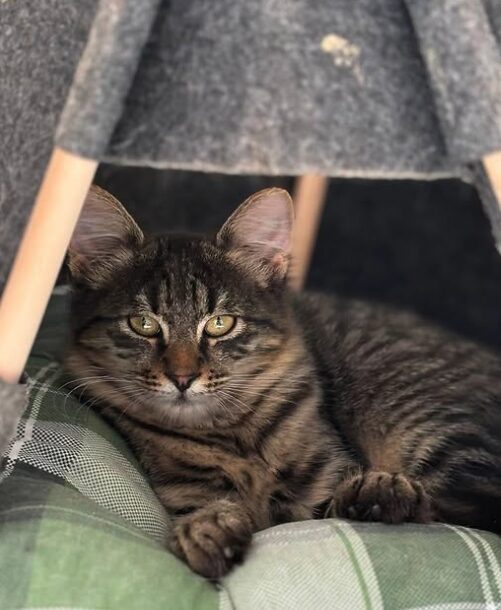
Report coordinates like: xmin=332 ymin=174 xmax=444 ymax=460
xmin=1 ymin=290 xmax=501 ymax=609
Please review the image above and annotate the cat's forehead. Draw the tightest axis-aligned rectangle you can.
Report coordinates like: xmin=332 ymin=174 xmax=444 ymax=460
xmin=131 ymin=236 xmax=244 ymax=318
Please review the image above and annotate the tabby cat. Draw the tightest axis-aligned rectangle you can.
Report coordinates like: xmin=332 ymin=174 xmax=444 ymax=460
xmin=66 ymin=185 xmax=501 ymax=579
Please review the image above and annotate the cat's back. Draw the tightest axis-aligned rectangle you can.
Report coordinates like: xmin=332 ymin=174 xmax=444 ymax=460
xmin=293 ymin=291 xmax=501 ymax=423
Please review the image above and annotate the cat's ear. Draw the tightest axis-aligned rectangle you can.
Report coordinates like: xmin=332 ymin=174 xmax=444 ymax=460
xmin=68 ymin=185 xmax=143 ymax=287
xmin=216 ymin=188 xmax=294 ymax=286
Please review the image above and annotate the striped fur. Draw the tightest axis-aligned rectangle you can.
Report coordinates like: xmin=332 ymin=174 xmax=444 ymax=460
xmin=66 ymin=186 xmax=501 ymax=578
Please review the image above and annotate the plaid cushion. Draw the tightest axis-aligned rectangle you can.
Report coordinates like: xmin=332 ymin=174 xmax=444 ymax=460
xmin=1 ymin=289 xmax=501 ymax=609
xmin=0 ymin=290 xmax=217 ymax=609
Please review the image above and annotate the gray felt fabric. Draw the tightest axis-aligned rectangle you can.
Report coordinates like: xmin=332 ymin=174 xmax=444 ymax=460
xmin=0 ymin=0 xmax=97 ymax=288
xmin=55 ymin=0 xmax=501 ymax=178
xmin=56 ymin=0 xmax=162 ymax=159
xmin=405 ymin=0 xmax=501 ymax=163
xmin=59 ymin=0 xmax=453 ymax=176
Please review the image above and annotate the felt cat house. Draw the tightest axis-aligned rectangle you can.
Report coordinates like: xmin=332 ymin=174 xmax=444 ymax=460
xmin=2 ymin=1 xmax=501 ymax=607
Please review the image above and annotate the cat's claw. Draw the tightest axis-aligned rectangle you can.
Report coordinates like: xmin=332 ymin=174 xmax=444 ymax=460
xmin=169 ymin=500 xmax=253 ymax=579
xmin=335 ymin=471 xmax=432 ymax=524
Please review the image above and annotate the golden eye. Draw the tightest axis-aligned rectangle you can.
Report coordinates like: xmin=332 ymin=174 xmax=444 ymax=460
xmin=128 ymin=315 xmax=161 ymax=337
xmin=204 ymin=315 xmax=236 ymax=337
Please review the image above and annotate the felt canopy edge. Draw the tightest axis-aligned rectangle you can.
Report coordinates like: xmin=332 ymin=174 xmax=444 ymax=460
xmin=405 ymin=0 xmax=501 ymax=164
xmin=56 ymin=0 xmax=162 ymax=159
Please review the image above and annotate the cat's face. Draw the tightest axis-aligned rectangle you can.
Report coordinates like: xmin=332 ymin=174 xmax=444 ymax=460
xmin=66 ymin=186 xmax=297 ymax=430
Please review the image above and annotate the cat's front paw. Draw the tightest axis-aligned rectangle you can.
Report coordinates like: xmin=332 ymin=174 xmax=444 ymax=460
xmin=335 ymin=471 xmax=431 ymax=524
xmin=169 ymin=500 xmax=253 ymax=579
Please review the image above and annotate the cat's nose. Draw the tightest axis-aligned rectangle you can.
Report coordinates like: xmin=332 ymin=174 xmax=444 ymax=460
xmin=168 ymin=372 xmax=199 ymax=393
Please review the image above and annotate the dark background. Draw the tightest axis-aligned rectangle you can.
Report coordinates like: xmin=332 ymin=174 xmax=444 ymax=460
xmin=94 ymin=164 xmax=501 ymax=351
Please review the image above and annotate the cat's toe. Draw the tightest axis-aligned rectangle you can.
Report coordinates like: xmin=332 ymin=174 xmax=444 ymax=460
xmin=335 ymin=471 xmax=431 ymax=524
xmin=169 ymin=501 xmax=253 ymax=579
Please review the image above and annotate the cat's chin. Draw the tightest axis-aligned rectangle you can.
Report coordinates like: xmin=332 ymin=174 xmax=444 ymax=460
xmin=138 ymin=391 xmax=231 ymax=430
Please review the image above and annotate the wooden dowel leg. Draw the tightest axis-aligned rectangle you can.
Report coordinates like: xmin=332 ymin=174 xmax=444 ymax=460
xmin=483 ymin=151 xmax=501 ymax=208
xmin=0 ymin=148 xmax=97 ymax=384
xmin=289 ymin=175 xmax=329 ymax=291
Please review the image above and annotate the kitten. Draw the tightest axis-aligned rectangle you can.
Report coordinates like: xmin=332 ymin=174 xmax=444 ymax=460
xmin=66 ymin=185 xmax=501 ymax=579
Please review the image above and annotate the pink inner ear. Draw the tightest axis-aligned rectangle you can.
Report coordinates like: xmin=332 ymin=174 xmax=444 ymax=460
xmin=265 ymin=223 xmax=291 ymax=251
xmin=234 ymin=193 xmax=292 ymax=254
xmin=69 ymin=187 xmax=142 ymax=263
xmin=70 ymin=215 xmax=126 ymax=259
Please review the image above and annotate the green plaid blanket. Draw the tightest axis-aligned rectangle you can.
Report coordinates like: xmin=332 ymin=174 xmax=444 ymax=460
xmin=1 ymin=289 xmax=501 ymax=610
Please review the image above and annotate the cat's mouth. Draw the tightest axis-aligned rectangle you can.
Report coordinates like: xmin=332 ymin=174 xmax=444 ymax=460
xmin=146 ymin=387 xmax=216 ymax=409
xmin=77 ymin=375 xmax=239 ymax=429
xmin=148 ymin=387 xmax=204 ymax=403
xmin=172 ymin=393 xmax=189 ymax=405
xmin=140 ymin=389 xmax=228 ymax=428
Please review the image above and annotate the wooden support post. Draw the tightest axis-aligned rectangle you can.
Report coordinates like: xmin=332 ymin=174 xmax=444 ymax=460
xmin=289 ymin=175 xmax=329 ymax=291
xmin=0 ymin=148 xmax=97 ymax=384
xmin=483 ymin=151 xmax=501 ymax=208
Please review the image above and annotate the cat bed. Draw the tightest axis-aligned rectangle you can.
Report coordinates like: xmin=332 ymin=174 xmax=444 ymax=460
xmin=1 ymin=289 xmax=501 ymax=610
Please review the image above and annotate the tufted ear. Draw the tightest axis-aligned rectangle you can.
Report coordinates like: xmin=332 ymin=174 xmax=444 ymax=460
xmin=216 ymin=188 xmax=294 ymax=286
xmin=68 ymin=185 xmax=143 ymax=287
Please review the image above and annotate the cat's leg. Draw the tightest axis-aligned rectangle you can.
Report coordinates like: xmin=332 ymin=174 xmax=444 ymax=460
xmin=334 ymin=471 xmax=432 ymax=524
xmin=168 ymin=498 xmax=254 ymax=579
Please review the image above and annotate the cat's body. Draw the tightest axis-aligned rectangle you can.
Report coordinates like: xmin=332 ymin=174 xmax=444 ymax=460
xmin=66 ymin=186 xmax=501 ymax=578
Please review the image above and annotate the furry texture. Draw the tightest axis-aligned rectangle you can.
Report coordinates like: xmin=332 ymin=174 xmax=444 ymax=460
xmin=66 ymin=186 xmax=501 ymax=579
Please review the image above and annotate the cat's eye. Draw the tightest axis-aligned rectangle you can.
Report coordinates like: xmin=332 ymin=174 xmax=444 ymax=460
xmin=204 ymin=315 xmax=236 ymax=337
xmin=128 ymin=315 xmax=161 ymax=337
